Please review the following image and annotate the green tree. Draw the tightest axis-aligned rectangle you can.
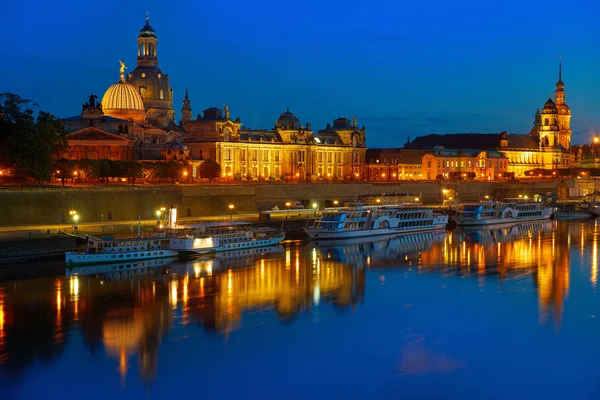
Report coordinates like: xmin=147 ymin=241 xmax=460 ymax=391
xmin=199 ymin=159 xmax=221 ymax=182
xmin=0 ymin=93 xmax=69 ymax=183
xmin=77 ymin=159 xmax=99 ymax=183
xmin=124 ymin=161 xmax=143 ymax=186
xmin=98 ymin=159 xmax=111 ymax=182
xmin=52 ymin=159 xmax=74 ymax=186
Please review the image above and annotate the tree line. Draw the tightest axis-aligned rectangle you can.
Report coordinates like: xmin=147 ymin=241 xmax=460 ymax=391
xmin=0 ymin=93 xmax=68 ymax=182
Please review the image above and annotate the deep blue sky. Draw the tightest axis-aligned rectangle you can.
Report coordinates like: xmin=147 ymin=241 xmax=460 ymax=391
xmin=1 ymin=0 xmax=600 ymax=147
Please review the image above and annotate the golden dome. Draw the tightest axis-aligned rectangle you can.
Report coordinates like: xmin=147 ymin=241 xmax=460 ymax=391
xmin=101 ymin=70 xmax=146 ymax=123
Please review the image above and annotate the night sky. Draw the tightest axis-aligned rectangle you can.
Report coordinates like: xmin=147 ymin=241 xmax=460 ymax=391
xmin=2 ymin=0 xmax=600 ymax=147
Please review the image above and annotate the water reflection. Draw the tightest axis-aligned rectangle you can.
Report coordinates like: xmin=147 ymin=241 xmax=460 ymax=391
xmin=0 ymin=219 xmax=599 ymax=392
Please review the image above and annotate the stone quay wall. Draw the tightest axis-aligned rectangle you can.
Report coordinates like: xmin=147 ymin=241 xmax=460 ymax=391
xmin=0 ymin=180 xmax=572 ymax=226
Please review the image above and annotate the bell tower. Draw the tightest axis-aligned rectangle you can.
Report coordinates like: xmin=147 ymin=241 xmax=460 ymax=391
xmin=554 ymin=56 xmax=572 ymax=149
xmin=181 ymin=89 xmax=192 ymax=126
xmin=137 ymin=12 xmax=158 ymax=68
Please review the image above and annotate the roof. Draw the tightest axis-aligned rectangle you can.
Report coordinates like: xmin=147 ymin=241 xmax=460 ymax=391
xmin=239 ymin=129 xmax=282 ymax=143
xmin=506 ymin=134 xmax=538 ymax=149
xmin=61 ymin=115 xmax=127 ymax=123
xmin=366 ymin=148 xmax=432 ymax=164
xmin=67 ymin=127 xmax=131 ymax=142
xmin=406 ymin=133 xmax=502 ymax=149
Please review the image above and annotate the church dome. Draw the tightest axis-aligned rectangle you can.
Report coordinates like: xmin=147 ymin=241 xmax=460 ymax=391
xmin=101 ymin=72 xmax=146 ymax=123
xmin=542 ymin=97 xmax=557 ymax=113
xmin=275 ymin=109 xmax=301 ymax=130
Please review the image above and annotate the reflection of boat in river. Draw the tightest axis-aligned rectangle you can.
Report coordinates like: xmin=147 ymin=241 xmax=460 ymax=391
xmin=458 ymin=220 xmax=553 ymax=245
xmin=169 ymin=245 xmax=285 ymax=275
xmin=308 ymin=231 xmax=447 ymax=268
xmin=65 ymin=256 xmax=178 ymax=279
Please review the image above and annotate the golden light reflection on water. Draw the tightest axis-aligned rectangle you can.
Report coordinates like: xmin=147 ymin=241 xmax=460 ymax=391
xmin=0 ymin=220 xmax=599 ymax=386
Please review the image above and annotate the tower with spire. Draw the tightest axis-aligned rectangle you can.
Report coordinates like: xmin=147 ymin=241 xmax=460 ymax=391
xmin=126 ymin=13 xmax=175 ymax=130
xmin=180 ymin=89 xmax=192 ymax=126
xmin=554 ymin=56 xmax=572 ymax=149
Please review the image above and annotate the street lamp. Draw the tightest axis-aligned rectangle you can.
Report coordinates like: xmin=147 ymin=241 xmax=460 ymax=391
xmin=333 ymin=200 xmax=339 ymax=206
xmin=73 ymin=214 xmax=79 ymax=231
xmin=285 ymin=201 xmax=291 ymax=219
xmin=228 ymin=204 xmax=235 ymax=220
xmin=312 ymin=202 xmax=318 ymax=216
xmin=156 ymin=210 xmax=161 ymax=226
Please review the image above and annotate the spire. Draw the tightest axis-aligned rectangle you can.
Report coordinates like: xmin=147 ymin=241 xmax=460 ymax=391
xmin=558 ymin=54 xmax=563 ymax=82
xmin=119 ymin=60 xmax=127 ymax=82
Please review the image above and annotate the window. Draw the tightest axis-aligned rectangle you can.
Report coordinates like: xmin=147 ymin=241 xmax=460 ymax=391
xmin=159 ymin=90 xmax=164 ymax=100
xmin=327 ymin=153 xmax=332 ymax=163
xmin=262 ymin=150 xmax=269 ymax=161
xmin=252 ymin=149 xmax=258 ymax=161
xmin=427 ymin=160 xmax=431 ymax=168
xmin=335 ymin=153 xmax=341 ymax=163
xmin=274 ymin=151 xmax=279 ymax=162
xmin=240 ymin=149 xmax=246 ymax=161
xmin=224 ymin=149 xmax=231 ymax=161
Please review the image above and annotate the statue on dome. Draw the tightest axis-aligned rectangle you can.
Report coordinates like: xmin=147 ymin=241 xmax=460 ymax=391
xmin=119 ymin=60 xmax=127 ymax=74
xmin=223 ymin=104 xmax=230 ymax=119
xmin=89 ymin=94 xmax=97 ymax=108
xmin=352 ymin=116 xmax=357 ymax=128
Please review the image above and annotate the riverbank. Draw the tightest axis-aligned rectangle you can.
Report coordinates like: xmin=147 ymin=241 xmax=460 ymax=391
xmin=0 ymin=180 xmax=572 ymax=226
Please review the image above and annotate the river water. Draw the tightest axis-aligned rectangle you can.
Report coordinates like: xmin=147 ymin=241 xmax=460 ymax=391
xmin=1 ymin=220 xmax=599 ymax=399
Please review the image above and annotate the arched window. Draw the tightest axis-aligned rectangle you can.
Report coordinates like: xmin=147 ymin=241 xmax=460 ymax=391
xmin=159 ymin=90 xmax=164 ymax=100
xmin=148 ymin=43 xmax=155 ymax=56
xmin=140 ymin=43 xmax=145 ymax=56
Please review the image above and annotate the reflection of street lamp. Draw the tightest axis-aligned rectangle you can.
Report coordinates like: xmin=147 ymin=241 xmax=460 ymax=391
xmin=228 ymin=204 xmax=234 ymax=220
xmin=156 ymin=210 xmax=161 ymax=226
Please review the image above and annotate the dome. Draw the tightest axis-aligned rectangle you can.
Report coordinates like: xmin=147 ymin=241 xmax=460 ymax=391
xmin=275 ymin=108 xmax=301 ymax=130
xmin=139 ymin=18 xmax=156 ymax=38
xmin=542 ymin=97 xmax=557 ymax=113
xmin=101 ymin=76 xmax=146 ymax=123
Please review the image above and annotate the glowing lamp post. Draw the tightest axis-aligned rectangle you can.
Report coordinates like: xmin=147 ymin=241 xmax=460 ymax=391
xmin=156 ymin=210 xmax=161 ymax=226
xmin=312 ymin=202 xmax=318 ymax=217
xmin=228 ymin=204 xmax=235 ymax=220
xmin=333 ymin=200 xmax=339 ymax=206
xmin=285 ymin=201 xmax=291 ymax=219
xmin=72 ymin=213 xmax=79 ymax=231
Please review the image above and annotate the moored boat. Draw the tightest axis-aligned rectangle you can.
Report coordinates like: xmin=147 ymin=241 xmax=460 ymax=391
xmin=65 ymin=235 xmax=187 ymax=265
xmin=303 ymin=203 xmax=448 ymax=240
xmin=454 ymin=199 xmax=552 ymax=227
xmin=168 ymin=221 xmax=285 ymax=255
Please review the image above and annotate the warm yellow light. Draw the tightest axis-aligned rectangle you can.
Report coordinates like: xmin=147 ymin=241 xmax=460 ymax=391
xmin=156 ymin=210 xmax=161 ymax=217
xmin=484 ymin=195 xmax=490 ymax=199
xmin=376 ymin=198 xmax=381 ymax=203
xmin=183 ymin=171 xmax=188 ymax=176
xmin=228 ymin=204 xmax=234 ymax=210
xmin=295 ymin=172 xmax=300 ymax=177
xmin=312 ymin=202 xmax=318 ymax=209
xmin=73 ymin=215 xmax=79 ymax=221
xmin=524 ymin=195 xmax=529 ymax=199
xmin=448 ymin=197 xmax=453 ymax=200
xmin=594 ymin=136 xmax=600 ymax=144
xmin=382 ymin=173 xmax=386 ymax=177
xmin=414 ymin=197 xmax=420 ymax=202
xmin=285 ymin=202 xmax=291 ymax=207
xmin=442 ymin=189 xmax=448 ymax=194
xmin=333 ymin=200 xmax=339 ymax=205
xmin=327 ymin=173 xmax=331 ymax=177
xmin=355 ymin=173 xmax=359 ymax=177
xmin=519 ymin=194 xmax=523 ymax=198
xmin=160 ymin=207 xmax=166 ymax=212
xmin=73 ymin=171 xmax=78 ymax=176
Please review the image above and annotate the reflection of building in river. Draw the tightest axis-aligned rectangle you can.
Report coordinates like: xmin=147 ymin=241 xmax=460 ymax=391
xmin=171 ymin=244 xmax=364 ymax=335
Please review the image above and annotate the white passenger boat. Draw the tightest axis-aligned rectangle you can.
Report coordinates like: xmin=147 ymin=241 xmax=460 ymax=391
xmin=66 ymin=256 xmax=177 ymax=277
xmin=65 ymin=236 xmax=189 ymax=265
xmin=455 ymin=199 xmax=552 ymax=227
xmin=303 ymin=203 xmax=448 ymax=240
xmin=168 ymin=221 xmax=285 ymax=255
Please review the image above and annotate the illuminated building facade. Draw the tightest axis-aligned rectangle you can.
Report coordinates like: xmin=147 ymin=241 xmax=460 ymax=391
xmin=405 ymin=61 xmax=573 ymax=177
xmin=183 ymin=108 xmax=366 ymax=180
xmin=366 ymin=148 xmax=508 ymax=181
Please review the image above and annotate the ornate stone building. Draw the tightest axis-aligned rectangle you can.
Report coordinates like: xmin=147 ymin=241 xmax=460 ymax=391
xmin=405 ymin=61 xmax=573 ymax=177
xmin=182 ymin=107 xmax=366 ymax=180
xmin=366 ymin=148 xmax=508 ymax=181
